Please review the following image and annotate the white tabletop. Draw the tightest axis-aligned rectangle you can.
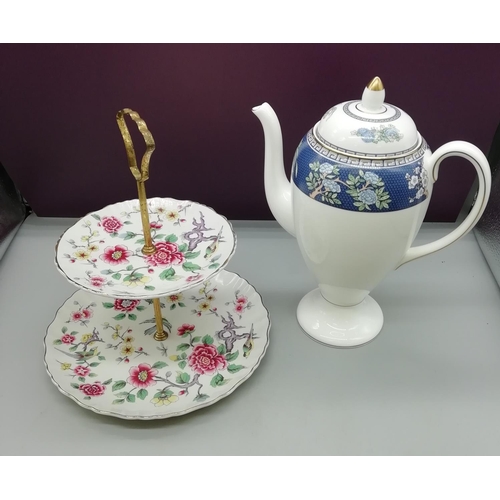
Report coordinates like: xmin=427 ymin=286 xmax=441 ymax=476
xmin=1 ymin=215 xmax=500 ymax=455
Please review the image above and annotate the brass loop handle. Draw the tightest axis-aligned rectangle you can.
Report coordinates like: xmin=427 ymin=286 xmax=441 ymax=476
xmin=116 ymin=108 xmax=156 ymax=182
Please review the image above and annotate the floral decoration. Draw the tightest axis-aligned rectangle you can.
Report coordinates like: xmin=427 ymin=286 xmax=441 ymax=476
xmin=44 ymin=273 xmax=270 ymax=418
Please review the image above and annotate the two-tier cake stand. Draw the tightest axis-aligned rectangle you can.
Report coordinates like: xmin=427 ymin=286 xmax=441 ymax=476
xmin=44 ymin=109 xmax=270 ymax=420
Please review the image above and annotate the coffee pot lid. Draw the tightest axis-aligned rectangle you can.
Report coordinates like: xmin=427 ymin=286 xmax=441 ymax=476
xmin=315 ymin=77 xmax=420 ymax=158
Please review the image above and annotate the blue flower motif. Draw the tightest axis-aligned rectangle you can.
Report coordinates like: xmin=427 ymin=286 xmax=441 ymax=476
xmin=364 ymin=172 xmax=380 ymax=184
xmin=358 ymin=189 xmax=377 ymax=205
xmin=319 ymin=163 xmax=334 ymax=175
xmin=323 ymin=179 xmax=341 ymax=193
xmin=356 ymin=128 xmax=375 ymax=143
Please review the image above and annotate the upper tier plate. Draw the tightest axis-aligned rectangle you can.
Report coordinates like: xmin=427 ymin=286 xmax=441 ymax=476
xmin=55 ymin=198 xmax=236 ymax=299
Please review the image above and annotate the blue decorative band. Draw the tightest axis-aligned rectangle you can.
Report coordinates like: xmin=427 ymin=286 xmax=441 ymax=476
xmin=293 ymin=133 xmax=429 ymax=213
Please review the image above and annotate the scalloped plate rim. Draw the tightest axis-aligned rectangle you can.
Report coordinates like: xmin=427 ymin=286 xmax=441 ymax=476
xmin=54 ymin=197 xmax=237 ymax=300
xmin=43 ymin=270 xmax=270 ymax=420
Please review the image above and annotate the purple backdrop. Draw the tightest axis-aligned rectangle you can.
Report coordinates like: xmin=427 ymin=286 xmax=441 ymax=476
xmin=1 ymin=43 xmax=499 ymax=221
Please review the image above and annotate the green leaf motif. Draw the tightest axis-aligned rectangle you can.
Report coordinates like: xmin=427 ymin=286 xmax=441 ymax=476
xmin=112 ymin=399 xmax=125 ymax=405
xmin=184 ymin=251 xmax=200 ymax=259
xmin=102 ymin=302 xmax=114 ymax=309
xmin=53 ymin=339 xmax=62 ymax=345
xmin=111 ymin=273 xmax=122 ymax=280
xmin=178 ymin=302 xmax=186 ymax=308
xmin=151 ymin=361 xmax=168 ymax=369
xmin=101 ymin=269 xmax=113 ymax=275
xmin=182 ymin=262 xmax=201 ymax=272
xmin=69 ymin=345 xmax=77 ymax=352
xmin=178 ymin=243 xmax=188 ymax=253
xmin=137 ymin=389 xmax=148 ymax=400
xmin=78 ymin=376 xmax=85 ymax=383
xmin=192 ymin=336 xmax=201 ymax=343
xmin=194 ymin=394 xmax=210 ymax=402
xmin=98 ymin=356 xmax=106 ymax=361
xmin=165 ymin=234 xmax=178 ymax=243
xmin=88 ymin=373 xmax=97 ymax=377
xmin=159 ymin=268 xmax=175 ymax=280
xmin=176 ymin=372 xmax=191 ymax=384
xmin=89 ymin=362 xmax=100 ymax=367
xmin=83 ymin=396 xmax=91 ymax=400
xmin=112 ymin=380 xmax=127 ymax=391
xmin=225 ymin=350 xmax=239 ymax=361
xmin=103 ymin=378 xmax=112 ymax=385
xmin=210 ymin=374 xmax=226 ymax=387
xmin=227 ymin=364 xmax=244 ymax=374
xmin=113 ymin=313 xmax=126 ymax=320
xmin=177 ymin=343 xmax=191 ymax=352
xmin=208 ymin=263 xmax=220 ymax=269
xmin=91 ymin=214 xmax=101 ymax=221
xmin=128 ymin=313 xmax=137 ymax=321
xmin=170 ymin=304 xmax=176 ymax=310
xmin=144 ymin=285 xmax=155 ymax=291
xmin=120 ymin=231 xmax=137 ymax=241
xmin=178 ymin=360 xmax=187 ymax=369
xmin=201 ymin=334 xmax=214 ymax=345
xmin=136 ymin=305 xmax=146 ymax=311
xmin=70 ymin=383 xmax=80 ymax=389
xmin=62 ymin=326 xmax=68 ymax=334
xmin=127 ymin=393 xmax=136 ymax=403
xmin=217 ymin=344 xmax=226 ymax=355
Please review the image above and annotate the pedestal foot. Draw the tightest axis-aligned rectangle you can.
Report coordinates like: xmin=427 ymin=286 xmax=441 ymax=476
xmin=296 ymin=288 xmax=384 ymax=348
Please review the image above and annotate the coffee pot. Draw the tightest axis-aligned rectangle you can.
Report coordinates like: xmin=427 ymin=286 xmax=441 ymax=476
xmin=253 ymin=77 xmax=491 ymax=347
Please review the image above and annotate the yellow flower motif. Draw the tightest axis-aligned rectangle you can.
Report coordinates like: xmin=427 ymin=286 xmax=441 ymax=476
xmin=81 ymin=333 xmax=93 ymax=343
xmin=124 ymin=276 xmax=151 ymax=288
xmin=207 ymin=294 xmax=215 ymax=301
xmin=155 ymin=206 xmax=167 ymax=214
xmin=124 ymin=335 xmax=135 ymax=343
xmin=60 ymin=363 xmax=71 ymax=370
xmin=167 ymin=293 xmax=183 ymax=303
xmin=166 ymin=210 xmax=179 ymax=221
xmin=88 ymin=244 xmax=99 ymax=252
xmin=169 ymin=355 xmax=178 ymax=361
xmin=81 ymin=235 xmax=90 ymax=242
xmin=121 ymin=343 xmax=134 ymax=356
xmin=91 ymin=231 xmax=99 ymax=237
xmin=112 ymin=332 xmax=119 ymax=340
xmin=116 ymin=325 xmax=122 ymax=331
xmin=74 ymin=249 xmax=91 ymax=260
xmin=199 ymin=301 xmax=210 ymax=311
xmin=198 ymin=288 xmax=206 ymax=294
xmin=151 ymin=395 xmax=179 ymax=407
xmin=83 ymin=220 xmax=91 ymax=227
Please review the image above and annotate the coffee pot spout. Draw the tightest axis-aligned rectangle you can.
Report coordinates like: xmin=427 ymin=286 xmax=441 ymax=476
xmin=252 ymin=103 xmax=295 ymax=237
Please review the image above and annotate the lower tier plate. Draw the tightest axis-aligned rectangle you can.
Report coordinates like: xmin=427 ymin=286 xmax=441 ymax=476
xmin=44 ymin=271 xmax=270 ymax=420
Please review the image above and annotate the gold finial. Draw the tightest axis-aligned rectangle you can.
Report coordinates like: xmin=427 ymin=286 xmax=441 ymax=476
xmin=367 ymin=76 xmax=384 ymax=91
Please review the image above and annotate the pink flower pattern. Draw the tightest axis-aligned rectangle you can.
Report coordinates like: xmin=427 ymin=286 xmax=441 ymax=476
xmin=61 ymin=334 xmax=75 ymax=344
xmin=79 ymin=383 xmax=106 ymax=396
xmin=101 ymin=216 xmax=123 ymax=234
xmin=100 ymin=245 xmax=132 ymax=265
xmin=145 ymin=242 xmax=185 ymax=267
xmin=127 ymin=363 xmax=158 ymax=388
xmin=74 ymin=366 xmax=90 ymax=377
xmin=188 ymin=344 xmax=227 ymax=375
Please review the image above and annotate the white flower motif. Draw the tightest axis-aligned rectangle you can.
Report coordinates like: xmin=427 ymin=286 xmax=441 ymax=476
xmin=408 ymin=175 xmax=419 ymax=189
xmin=323 ymin=179 xmax=341 ymax=193
xmin=358 ymin=189 xmax=377 ymax=205
xmin=416 ymin=188 xmax=424 ymax=199
xmin=319 ymin=163 xmax=334 ymax=175
xmin=364 ymin=171 xmax=380 ymax=184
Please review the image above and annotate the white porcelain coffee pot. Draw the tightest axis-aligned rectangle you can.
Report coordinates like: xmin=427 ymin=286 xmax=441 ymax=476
xmin=253 ymin=77 xmax=491 ymax=347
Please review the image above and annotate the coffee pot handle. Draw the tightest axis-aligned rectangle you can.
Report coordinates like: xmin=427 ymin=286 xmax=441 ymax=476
xmin=398 ymin=141 xmax=491 ymax=267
